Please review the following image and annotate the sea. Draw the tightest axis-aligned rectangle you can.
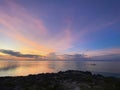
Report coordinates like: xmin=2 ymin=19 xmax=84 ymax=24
xmin=0 ymin=60 xmax=120 ymax=77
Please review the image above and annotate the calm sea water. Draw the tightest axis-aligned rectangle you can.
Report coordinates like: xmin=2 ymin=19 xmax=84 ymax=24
xmin=0 ymin=60 xmax=120 ymax=77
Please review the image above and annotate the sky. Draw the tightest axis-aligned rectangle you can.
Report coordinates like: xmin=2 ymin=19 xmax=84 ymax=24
xmin=0 ymin=0 xmax=120 ymax=60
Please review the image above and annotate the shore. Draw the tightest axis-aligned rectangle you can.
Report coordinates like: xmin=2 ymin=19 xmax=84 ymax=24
xmin=0 ymin=70 xmax=120 ymax=90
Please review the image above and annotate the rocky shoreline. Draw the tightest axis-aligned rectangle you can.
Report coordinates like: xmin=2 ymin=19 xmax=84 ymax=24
xmin=0 ymin=70 xmax=120 ymax=90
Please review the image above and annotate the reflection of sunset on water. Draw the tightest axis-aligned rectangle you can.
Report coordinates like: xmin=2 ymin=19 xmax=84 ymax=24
xmin=14 ymin=62 xmax=54 ymax=76
xmin=0 ymin=61 xmax=54 ymax=76
xmin=0 ymin=60 xmax=120 ymax=77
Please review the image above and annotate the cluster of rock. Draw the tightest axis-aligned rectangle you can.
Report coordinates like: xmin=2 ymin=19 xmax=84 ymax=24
xmin=0 ymin=70 xmax=119 ymax=90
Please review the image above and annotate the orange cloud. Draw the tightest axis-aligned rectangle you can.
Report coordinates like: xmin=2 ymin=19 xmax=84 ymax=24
xmin=0 ymin=0 xmax=75 ymax=55
xmin=0 ymin=10 xmax=53 ymax=55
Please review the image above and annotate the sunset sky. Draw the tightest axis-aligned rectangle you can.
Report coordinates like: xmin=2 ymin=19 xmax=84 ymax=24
xmin=0 ymin=0 xmax=120 ymax=60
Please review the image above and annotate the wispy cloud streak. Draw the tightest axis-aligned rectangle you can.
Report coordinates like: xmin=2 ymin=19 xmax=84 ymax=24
xmin=0 ymin=0 xmax=75 ymax=54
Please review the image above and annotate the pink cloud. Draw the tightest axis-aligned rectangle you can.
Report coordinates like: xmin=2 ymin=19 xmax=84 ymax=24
xmin=0 ymin=0 xmax=75 ymax=54
xmin=86 ymin=48 xmax=120 ymax=57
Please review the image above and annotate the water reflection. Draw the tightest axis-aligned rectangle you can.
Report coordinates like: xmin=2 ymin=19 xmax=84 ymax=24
xmin=0 ymin=60 xmax=120 ymax=77
xmin=0 ymin=61 xmax=54 ymax=76
xmin=0 ymin=62 xmax=18 ymax=71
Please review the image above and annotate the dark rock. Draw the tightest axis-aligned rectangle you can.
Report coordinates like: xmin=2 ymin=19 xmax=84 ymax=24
xmin=0 ymin=70 xmax=119 ymax=90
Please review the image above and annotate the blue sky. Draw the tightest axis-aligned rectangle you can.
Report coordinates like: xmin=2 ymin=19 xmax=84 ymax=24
xmin=0 ymin=0 xmax=120 ymax=59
